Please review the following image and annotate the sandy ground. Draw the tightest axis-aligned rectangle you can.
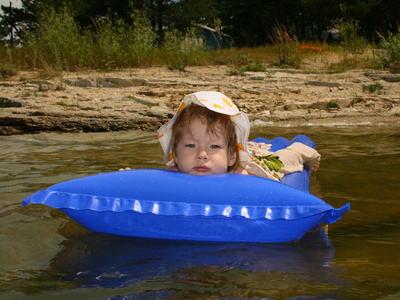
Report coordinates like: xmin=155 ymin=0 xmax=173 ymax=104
xmin=1 ymin=64 xmax=399 ymax=135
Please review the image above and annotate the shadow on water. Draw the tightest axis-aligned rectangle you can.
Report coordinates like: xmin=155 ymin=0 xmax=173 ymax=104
xmin=31 ymin=223 xmax=346 ymax=299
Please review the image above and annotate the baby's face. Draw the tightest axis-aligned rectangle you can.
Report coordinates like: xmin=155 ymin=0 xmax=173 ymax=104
xmin=174 ymin=119 xmax=236 ymax=175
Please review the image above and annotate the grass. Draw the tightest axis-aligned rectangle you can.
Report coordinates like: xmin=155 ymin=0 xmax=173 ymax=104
xmin=0 ymin=42 xmax=391 ymax=78
xmin=327 ymin=101 xmax=340 ymax=109
xmin=0 ymin=7 xmax=398 ymax=77
xmin=362 ymin=83 xmax=383 ymax=93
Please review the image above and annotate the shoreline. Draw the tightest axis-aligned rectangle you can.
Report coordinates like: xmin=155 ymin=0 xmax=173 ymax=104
xmin=1 ymin=65 xmax=399 ymax=136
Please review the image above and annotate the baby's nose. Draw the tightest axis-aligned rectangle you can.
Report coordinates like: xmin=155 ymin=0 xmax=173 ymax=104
xmin=197 ymin=149 xmax=209 ymax=160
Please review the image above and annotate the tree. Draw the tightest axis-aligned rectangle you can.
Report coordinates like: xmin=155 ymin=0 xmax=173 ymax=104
xmin=0 ymin=2 xmax=29 ymax=46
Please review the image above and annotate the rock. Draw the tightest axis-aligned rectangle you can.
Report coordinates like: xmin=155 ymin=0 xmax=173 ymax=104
xmin=66 ymin=77 xmax=148 ymax=88
xmin=243 ymin=88 xmax=261 ymax=95
xmin=389 ymin=62 xmax=400 ymax=74
xmin=258 ymin=88 xmax=276 ymax=93
xmin=294 ymin=102 xmax=312 ymax=109
xmin=1 ymin=64 xmax=399 ymax=136
xmin=383 ymin=74 xmax=400 ymax=82
xmin=221 ymin=83 xmax=239 ymax=89
xmin=98 ymin=77 xmax=147 ymax=87
xmin=98 ymin=81 xmax=117 ymax=88
xmin=283 ymin=103 xmax=298 ymax=111
xmin=352 ymin=77 xmax=370 ymax=83
xmin=147 ymin=106 xmax=174 ymax=119
xmin=382 ymin=97 xmax=400 ymax=104
xmin=389 ymin=106 xmax=400 ymax=116
xmin=263 ymin=110 xmax=271 ymax=116
xmin=0 ymin=97 xmax=22 ymax=108
xmin=305 ymin=81 xmax=341 ymax=88
xmin=250 ymin=76 xmax=265 ymax=80
xmin=310 ymin=100 xmax=329 ymax=110
xmin=334 ymin=98 xmax=353 ymax=108
xmin=31 ymin=80 xmax=53 ymax=85
xmin=73 ymin=78 xmax=96 ymax=87
xmin=131 ymin=96 xmax=161 ymax=106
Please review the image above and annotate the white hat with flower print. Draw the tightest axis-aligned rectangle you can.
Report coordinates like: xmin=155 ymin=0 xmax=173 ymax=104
xmin=157 ymin=91 xmax=250 ymax=165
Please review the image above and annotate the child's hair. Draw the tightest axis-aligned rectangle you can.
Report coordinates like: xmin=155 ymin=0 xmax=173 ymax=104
xmin=171 ymin=104 xmax=240 ymax=172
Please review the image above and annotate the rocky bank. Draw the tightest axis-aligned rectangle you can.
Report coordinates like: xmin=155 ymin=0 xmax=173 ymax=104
xmin=1 ymin=65 xmax=399 ymax=136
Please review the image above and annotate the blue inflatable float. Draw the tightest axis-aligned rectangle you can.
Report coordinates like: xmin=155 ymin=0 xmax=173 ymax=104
xmin=22 ymin=136 xmax=350 ymax=243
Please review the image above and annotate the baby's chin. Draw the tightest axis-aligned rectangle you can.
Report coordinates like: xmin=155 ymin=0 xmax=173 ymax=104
xmin=183 ymin=169 xmax=222 ymax=176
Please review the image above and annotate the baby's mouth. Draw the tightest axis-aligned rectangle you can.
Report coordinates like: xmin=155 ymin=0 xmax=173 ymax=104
xmin=193 ymin=166 xmax=211 ymax=172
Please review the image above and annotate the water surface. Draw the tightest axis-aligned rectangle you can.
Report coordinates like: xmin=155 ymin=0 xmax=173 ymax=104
xmin=1 ymin=124 xmax=399 ymax=299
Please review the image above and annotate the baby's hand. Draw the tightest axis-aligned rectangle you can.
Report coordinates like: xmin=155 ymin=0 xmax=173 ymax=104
xmin=118 ymin=167 xmax=131 ymax=171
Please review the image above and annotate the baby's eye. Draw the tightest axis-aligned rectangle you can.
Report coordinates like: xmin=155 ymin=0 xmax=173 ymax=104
xmin=185 ymin=144 xmax=196 ymax=148
xmin=210 ymin=144 xmax=221 ymax=149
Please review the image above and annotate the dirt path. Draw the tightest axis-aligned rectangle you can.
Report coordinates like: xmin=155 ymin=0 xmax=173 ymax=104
xmin=1 ymin=65 xmax=399 ymax=135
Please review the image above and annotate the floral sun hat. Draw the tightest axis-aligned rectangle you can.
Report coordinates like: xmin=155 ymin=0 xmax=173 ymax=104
xmin=157 ymin=91 xmax=250 ymax=165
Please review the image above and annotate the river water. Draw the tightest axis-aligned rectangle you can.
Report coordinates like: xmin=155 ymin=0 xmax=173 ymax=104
xmin=1 ymin=123 xmax=399 ymax=299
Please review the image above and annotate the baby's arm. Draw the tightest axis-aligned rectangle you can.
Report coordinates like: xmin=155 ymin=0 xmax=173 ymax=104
xmin=231 ymin=166 xmax=250 ymax=175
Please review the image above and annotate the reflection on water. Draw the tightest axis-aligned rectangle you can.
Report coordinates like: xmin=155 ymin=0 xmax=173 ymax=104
xmin=1 ymin=125 xmax=399 ymax=299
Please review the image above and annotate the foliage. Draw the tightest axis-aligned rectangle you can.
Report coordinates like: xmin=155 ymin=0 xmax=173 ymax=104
xmin=129 ymin=10 xmax=159 ymax=66
xmin=328 ymin=54 xmax=368 ymax=73
xmin=268 ymin=23 xmax=302 ymax=68
xmin=21 ymin=6 xmax=159 ymax=71
xmin=162 ymin=25 xmax=205 ymax=71
xmin=242 ymin=58 xmax=265 ymax=72
xmin=362 ymin=83 xmax=383 ymax=94
xmin=371 ymin=30 xmax=400 ymax=69
xmin=330 ymin=5 xmax=367 ymax=52
xmin=24 ymin=6 xmax=88 ymax=70
xmin=326 ymin=101 xmax=340 ymax=109
xmin=92 ymin=9 xmax=158 ymax=70
xmin=1 ymin=1 xmax=399 ymax=73
xmin=0 ymin=46 xmax=16 ymax=78
xmin=2 ymin=0 xmax=400 ymax=49
xmin=229 ymin=56 xmax=265 ymax=75
xmin=0 ymin=1 xmax=35 ymax=47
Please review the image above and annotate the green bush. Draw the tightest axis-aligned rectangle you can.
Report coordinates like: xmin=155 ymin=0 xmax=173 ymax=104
xmin=362 ymin=82 xmax=383 ymax=93
xmin=163 ymin=25 xmax=205 ymax=71
xmin=23 ymin=7 xmax=158 ymax=71
xmin=129 ymin=10 xmax=158 ymax=66
xmin=331 ymin=5 xmax=367 ymax=53
xmin=327 ymin=101 xmax=340 ymax=109
xmin=93 ymin=13 xmax=138 ymax=70
xmin=93 ymin=10 xmax=158 ymax=69
xmin=372 ymin=30 xmax=400 ymax=68
xmin=269 ymin=24 xmax=301 ymax=68
xmin=24 ymin=6 xmax=89 ymax=71
xmin=0 ymin=47 xmax=16 ymax=78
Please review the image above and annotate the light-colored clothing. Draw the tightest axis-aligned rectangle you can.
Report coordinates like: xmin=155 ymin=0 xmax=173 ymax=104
xmin=240 ymin=142 xmax=321 ymax=181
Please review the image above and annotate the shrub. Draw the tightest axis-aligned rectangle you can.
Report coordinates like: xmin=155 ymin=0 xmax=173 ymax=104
xmin=92 ymin=13 xmax=134 ymax=70
xmin=129 ymin=10 xmax=158 ymax=66
xmin=329 ymin=55 xmax=361 ymax=73
xmin=163 ymin=25 xmax=204 ymax=71
xmin=0 ymin=47 xmax=16 ymax=78
xmin=268 ymin=23 xmax=301 ymax=68
xmin=372 ymin=29 xmax=400 ymax=68
xmin=362 ymin=83 xmax=383 ymax=93
xmin=327 ymin=101 xmax=340 ymax=109
xmin=242 ymin=57 xmax=265 ymax=72
xmin=331 ymin=5 xmax=367 ymax=53
xmin=93 ymin=10 xmax=158 ymax=69
xmin=25 ymin=6 xmax=89 ymax=71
